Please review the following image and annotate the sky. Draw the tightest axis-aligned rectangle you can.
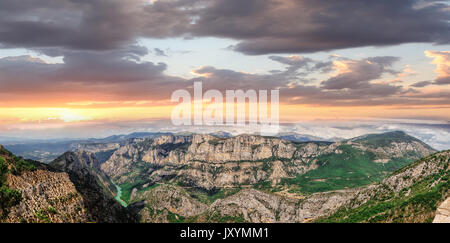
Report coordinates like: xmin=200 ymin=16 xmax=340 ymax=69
xmin=0 ymin=0 xmax=449 ymax=147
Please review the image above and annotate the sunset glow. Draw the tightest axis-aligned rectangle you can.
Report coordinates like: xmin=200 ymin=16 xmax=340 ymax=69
xmin=0 ymin=0 xmax=447 ymax=141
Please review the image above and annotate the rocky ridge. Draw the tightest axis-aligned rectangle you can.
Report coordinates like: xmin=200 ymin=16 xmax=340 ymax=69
xmin=101 ymin=132 xmax=434 ymax=191
xmin=0 ymin=146 xmax=137 ymax=223
xmin=125 ymin=150 xmax=449 ymax=223
xmin=316 ymin=150 xmax=450 ymax=223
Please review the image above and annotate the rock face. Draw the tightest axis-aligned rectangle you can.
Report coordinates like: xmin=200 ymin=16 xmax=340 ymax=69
xmin=317 ymin=150 xmax=450 ymax=223
xmin=0 ymin=147 xmax=138 ymax=223
xmin=101 ymin=132 xmax=434 ymax=191
xmin=216 ymin=150 xmax=448 ymax=223
xmin=119 ymin=181 xmax=358 ymax=223
xmin=206 ymin=189 xmax=299 ymax=223
xmin=115 ymin=150 xmax=449 ymax=223
xmin=433 ymin=197 xmax=450 ymax=223
xmin=200 ymin=188 xmax=359 ymax=223
xmin=50 ymin=151 xmax=138 ymax=223
xmin=75 ymin=142 xmax=122 ymax=153
xmin=5 ymin=169 xmax=89 ymax=223
xmin=131 ymin=184 xmax=209 ymax=223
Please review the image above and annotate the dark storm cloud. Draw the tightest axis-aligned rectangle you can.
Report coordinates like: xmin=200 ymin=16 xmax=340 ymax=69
xmin=192 ymin=54 xmax=334 ymax=90
xmin=192 ymin=0 xmax=450 ymax=54
xmin=0 ymin=45 xmax=186 ymax=103
xmin=268 ymin=55 xmax=312 ymax=82
xmin=278 ymin=83 xmax=407 ymax=106
xmin=411 ymin=81 xmax=433 ymax=87
xmin=187 ymin=54 xmax=449 ymax=107
xmin=269 ymin=55 xmax=336 ymax=71
xmin=191 ymin=66 xmax=289 ymax=91
xmin=36 ymin=45 xmax=167 ymax=84
xmin=0 ymin=0 xmax=448 ymax=54
xmin=321 ymin=56 xmax=399 ymax=90
xmin=268 ymin=56 xmax=313 ymax=68
xmin=0 ymin=45 xmax=165 ymax=97
xmin=0 ymin=0 xmax=145 ymax=50
xmin=153 ymin=48 xmax=168 ymax=57
xmin=190 ymin=57 xmax=417 ymax=107
xmin=0 ymin=0 xmax=199 ymax=51
xmin=435 ymin=76 xmax=450 ymax=85
xmin=282 ymin=85 xmax=450 ymax=106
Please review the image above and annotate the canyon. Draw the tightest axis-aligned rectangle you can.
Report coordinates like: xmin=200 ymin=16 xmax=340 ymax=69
xmin=0 ymin=131 xmax=447 ymax=223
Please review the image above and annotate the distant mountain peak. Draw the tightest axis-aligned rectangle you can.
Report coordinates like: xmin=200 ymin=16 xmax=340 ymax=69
xmin=348 ymin=130 xmax=434 ymax=150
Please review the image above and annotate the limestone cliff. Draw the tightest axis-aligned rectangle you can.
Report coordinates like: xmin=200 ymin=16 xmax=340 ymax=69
xmin=126 ymin=150 xmax=448 ymax=223
xmin=50 ymin=151 xmax=138 ymax=223
xmin=0 ymin=146 xmax=137 ymax=223
xmin=101 ymin=132 xmax=434 ymax=192
xmin=433 ymin=197 xmax=450 ymax=223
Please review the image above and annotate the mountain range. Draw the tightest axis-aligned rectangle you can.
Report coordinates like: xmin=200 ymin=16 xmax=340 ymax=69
xmin=2 ymin=131 xmax=329 ymax=163
xmin=0 ymin=131 xmax=448 ymax=223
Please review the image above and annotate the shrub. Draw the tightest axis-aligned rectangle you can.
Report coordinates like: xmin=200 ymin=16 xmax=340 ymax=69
xmin=11 ymin=158 xmax=36 ymax=175
xmin=0 ymin=157 xmax=8 ymax=186
xmin=0 ymin=186 xmax=22 ymax=219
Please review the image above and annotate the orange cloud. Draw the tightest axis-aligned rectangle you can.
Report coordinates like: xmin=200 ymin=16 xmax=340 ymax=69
xmin=425 ymin=50 xmax=450 ymax=85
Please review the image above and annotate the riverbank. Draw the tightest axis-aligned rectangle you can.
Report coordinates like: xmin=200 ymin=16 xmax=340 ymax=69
xmin=112 ymin=181 xmax=128 ymax=207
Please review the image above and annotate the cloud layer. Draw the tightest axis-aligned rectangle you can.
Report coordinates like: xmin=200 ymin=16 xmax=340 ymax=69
xmin=1 ymin=50 xmax=449 ymax=108
xmin=0 ymin=0 xmax=448 ymax=54
xmin=0 ymin=0 xmax=448 ymax=114
xmin=195 ymin=0 xmax=450 ymax=54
